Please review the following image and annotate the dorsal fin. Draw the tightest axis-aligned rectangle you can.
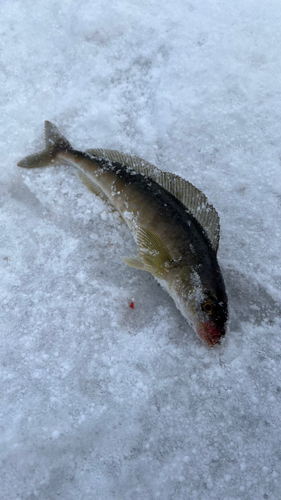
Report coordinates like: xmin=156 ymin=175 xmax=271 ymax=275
xmin=86 ymin=149 xmax=220 ymax=252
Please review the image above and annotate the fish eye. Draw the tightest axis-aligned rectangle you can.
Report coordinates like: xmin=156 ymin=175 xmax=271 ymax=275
xmin=202 ymin=301 xmax=214 ymax=315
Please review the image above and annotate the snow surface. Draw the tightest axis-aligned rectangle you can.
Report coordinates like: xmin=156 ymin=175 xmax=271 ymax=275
xmin=1 ymin=0 xmax=281 ymax=499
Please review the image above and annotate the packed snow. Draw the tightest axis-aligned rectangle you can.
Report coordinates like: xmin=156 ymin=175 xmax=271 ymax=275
xmin=1 ymin=0 xmax=281 ymax=499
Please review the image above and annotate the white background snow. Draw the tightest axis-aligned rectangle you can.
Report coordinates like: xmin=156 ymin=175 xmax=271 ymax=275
xmin=1 ymin=0 xmax=281 ymax=499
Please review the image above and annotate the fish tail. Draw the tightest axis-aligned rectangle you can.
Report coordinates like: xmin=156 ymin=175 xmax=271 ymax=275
xmin=17 ymin=121 xmax=72 ymax=168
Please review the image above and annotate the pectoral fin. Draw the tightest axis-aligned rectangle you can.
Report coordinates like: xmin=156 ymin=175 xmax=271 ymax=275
xmin=137 ymin=227 xmax=173 ymax=279
xmin=122 ymin=228 xmax=173 ymax=279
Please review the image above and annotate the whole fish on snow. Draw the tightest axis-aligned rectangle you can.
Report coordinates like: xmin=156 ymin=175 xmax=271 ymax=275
xmin=18 ymin=121 xmax=228 ymax=346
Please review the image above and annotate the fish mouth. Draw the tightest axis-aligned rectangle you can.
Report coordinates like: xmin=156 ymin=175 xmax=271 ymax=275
xmin=196 ymin=321 xmax=224 ymax=347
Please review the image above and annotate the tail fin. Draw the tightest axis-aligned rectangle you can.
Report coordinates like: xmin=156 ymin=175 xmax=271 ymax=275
xmin=17 ymin=121 xmax=72 ymax=169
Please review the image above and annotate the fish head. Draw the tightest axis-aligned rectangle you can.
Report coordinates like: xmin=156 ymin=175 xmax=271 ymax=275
xmin=170 ymin=266 xmax=228 ymax=347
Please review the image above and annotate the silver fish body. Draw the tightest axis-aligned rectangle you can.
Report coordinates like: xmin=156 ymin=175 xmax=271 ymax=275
xmin=18 ymin=121 xmax=228 ymax=346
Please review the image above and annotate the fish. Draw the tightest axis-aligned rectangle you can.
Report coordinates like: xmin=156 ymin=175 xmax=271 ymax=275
xmin=18 ymin=121 xmax=228 ymax=346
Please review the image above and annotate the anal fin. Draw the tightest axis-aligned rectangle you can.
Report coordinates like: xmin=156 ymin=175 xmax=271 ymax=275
xmin=77 ymin=172 xmax=104 ymax=198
